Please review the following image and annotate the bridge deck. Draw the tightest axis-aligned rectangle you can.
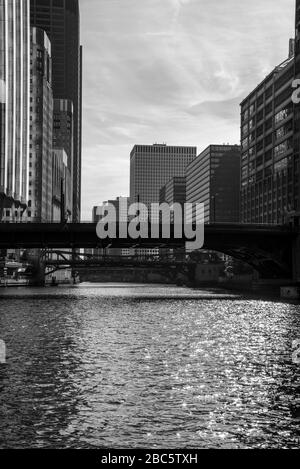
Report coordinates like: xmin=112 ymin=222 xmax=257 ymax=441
xmin=0 ymin=222 xmax=295 ymax=249
xmin=0 ymin=222 xmax=297 ymax=278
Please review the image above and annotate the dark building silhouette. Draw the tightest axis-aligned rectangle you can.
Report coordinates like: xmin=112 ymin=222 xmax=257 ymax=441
xmin=30 ymin=0 xmax=82 ymax=222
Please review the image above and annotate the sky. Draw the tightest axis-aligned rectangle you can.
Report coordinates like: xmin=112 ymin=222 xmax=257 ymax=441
xmin=80 ymin=0 xmax=295 ymax=220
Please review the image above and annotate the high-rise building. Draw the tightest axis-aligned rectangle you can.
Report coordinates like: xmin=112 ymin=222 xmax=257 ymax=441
xmin=52 ymin=148 xmax=72 ymax=222
xmin=159 ymin=177 xmax=187 ymax=258
xmin=240 ymin=1 xmax=300 ymax=226
xmin=159 ymin=176 xmax=186 ymax=223
xmin=0 ymin=0 xmax=30 ymax=217
xmin=186 ymin=145 xmax=241 ymax=223
xmin=294 ymin=0 xmax=300 ymax=221
xmin=93 ymin=197 xmax=133 ymax=257
xmin=159 ymin=176 xmax=186 ymax=206
xmin=93 ymin=197 xmax=130 ymax=224
xmin=53 ymin=99 xmax=73 ymax=175
xmin=53 ymin=98 xmax=74 ymax=216
xmin=240 ymin=45 xmax=296 ymax=224
xmin=130 ymin=144 xmax=196 ymax=221
xmin=26 ymin=27 xmax=53 ymax=223
xmin=240 ymin=0 xmax=300 ymax=226
xmin=30 ymin=0 xmax=82 ymax=221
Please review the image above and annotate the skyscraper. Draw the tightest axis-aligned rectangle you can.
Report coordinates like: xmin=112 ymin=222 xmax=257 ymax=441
xmin=53 ymin=98 xmax=74 ymax=217
xmin=159 ymin=177 xmax=186 ymax=217
xmin=130 ymin=144 xmax=196 ymax=221
xmin=186 ymin=145 xmax=241 ymax=223
xmin=52 ymin=148 xmax=72 ymax=222
xmin=93 ymin=197 xmax=132 ymax=257
xmin=294 ymin=0 xmax=300 ymax=220
xmin=0 ymin=0 xmax=30 ymax=217
xmin=30 ymin=0 xmax=82 ymax=221
xmin=53 ymin=99 xmax=73 ymax=175
xmin=240 ymin=44 xmax=296 ymax=224
xmin=27 ymin=27 xmax=53 ymax=223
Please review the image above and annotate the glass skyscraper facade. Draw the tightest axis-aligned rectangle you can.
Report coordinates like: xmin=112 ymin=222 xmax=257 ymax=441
xmin=0 ymin=0 xmax=30 ymax=214
xmin=30 ymin=0 xmax=82 ymax=221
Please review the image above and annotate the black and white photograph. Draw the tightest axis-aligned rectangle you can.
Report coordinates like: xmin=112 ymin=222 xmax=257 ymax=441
xmin=0 ymin=0 xmax=300 ymax=455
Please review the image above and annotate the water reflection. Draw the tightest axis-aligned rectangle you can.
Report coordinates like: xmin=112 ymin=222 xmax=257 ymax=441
xmin=0 ymin=284 xmax=299 ymax=448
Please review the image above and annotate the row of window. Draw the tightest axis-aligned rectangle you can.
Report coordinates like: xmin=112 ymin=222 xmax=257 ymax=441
xmin=241 ymin=84 xmax=293 ymax=124
xmin=242 ymin=107 xmax=292 ymax=141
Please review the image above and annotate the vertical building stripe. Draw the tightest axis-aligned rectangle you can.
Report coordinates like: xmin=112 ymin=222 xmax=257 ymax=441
xmin=4 ymin=0 xmax=8 ymax=190
xmin=11 ymin=0 xmax=16 ymax=194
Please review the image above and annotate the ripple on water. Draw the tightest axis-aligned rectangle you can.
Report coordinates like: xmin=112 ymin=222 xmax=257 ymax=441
xmin=0 ymin=284 xmax=299 ymax=449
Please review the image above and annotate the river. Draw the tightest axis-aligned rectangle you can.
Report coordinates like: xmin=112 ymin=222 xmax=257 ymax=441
xmin=0 ymin=284 xmax=299 ymax=449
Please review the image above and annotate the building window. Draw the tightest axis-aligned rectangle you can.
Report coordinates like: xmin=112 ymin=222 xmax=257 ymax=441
xmin=275 ymin=107 xmax=291 ymax=124
xmin=274 ymin=139 xmax=292 ymax=159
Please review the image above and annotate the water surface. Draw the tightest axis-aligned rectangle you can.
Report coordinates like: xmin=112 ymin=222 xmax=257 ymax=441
xmin=0 ymin=283 xmax=299 ymax=449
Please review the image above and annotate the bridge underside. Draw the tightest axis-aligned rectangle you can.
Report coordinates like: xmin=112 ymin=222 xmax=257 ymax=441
xmin=203 ymin=235 xmax=294 ymax=280
xmin=0 ymin=222 xmax=297 ymax=279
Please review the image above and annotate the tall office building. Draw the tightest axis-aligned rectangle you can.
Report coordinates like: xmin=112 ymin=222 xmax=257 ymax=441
xmin=53 ymin=99 xmax=73 ymax=174
xmin=53 ymin=98 xmax=74 ymax=216
xmin=130 ymin=144 xmax=196 ymax=221
xmin=294 ymin=0 xmax=300 ymax=220
xmin=93 ymin=197 xmax=133 ymax=257
xmin=240 ymin=32 xmax=299 ymax=224
xmin=0 ymin=0 xmax=30 ymax=217
xmin=52 ymin=148 xmax=72 ymax=222
xmin=26 ymin=27 xmax=53 ymax=223
xmin=159 ymin=177 xmax=186 ymax=218
xmin=93 ymin=197 xmax=130 ymax=225
xmin=159 ymin=176 xmax=187 ymax=258
xmin=30 ymin=0 xmax=82 ymax=221
xmin=186 ymin=145 xmax=241 ymax=223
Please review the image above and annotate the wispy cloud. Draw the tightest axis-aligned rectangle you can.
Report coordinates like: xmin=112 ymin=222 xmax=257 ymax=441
xmin=80 ymin=0 xmax=295 ymax=219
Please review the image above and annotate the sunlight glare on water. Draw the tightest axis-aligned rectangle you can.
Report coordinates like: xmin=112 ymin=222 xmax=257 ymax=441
xmin=0 ymin=284 xmax=299 ymax=449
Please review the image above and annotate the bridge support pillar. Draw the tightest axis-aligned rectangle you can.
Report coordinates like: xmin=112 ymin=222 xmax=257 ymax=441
xmin=35 ymin=260 xmax=46 ymax=287
xmin=27 ymin=250 xmax=46 ymax=286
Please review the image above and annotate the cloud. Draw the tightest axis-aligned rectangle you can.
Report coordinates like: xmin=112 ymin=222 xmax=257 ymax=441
xmin=80 ymin=0 xmax=295 ymax=219
xmin=186 ymin=97 xmax=243 ymax=121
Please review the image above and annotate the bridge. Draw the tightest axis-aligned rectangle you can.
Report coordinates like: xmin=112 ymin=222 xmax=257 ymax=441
xmin=44 ymin=252 xmax=191 ymax=268
xmin=0 ymin=222 xmax=299 ymax=280
xmin=43 ymin=252 xmax=197 ymax=284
